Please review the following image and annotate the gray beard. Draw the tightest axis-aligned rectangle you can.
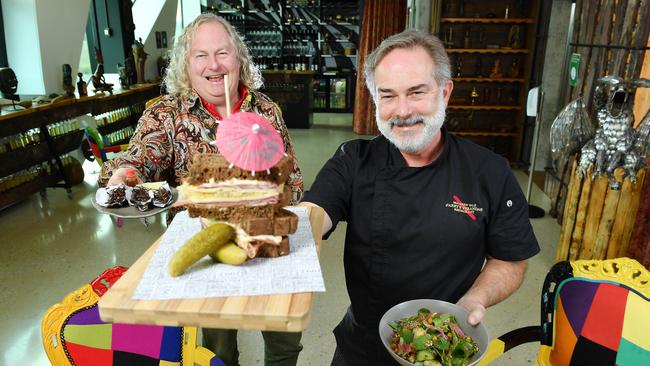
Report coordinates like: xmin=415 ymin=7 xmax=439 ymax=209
xmin=376 ymin=100 xmax=446 ymax=154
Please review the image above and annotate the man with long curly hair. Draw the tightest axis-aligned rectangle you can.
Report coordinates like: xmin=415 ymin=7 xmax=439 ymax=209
xmin=100 ymin=13 xmax=304 ymax=366
xmin=101 ymin=13 xmax=303 ymax=203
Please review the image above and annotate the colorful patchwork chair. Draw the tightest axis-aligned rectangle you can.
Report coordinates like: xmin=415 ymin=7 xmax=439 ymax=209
xmin=478 ymin=257 xmax=650 ymax=366
xmin=41 ymin=266 xmax=225 ymax=366
xmin=83 ymin=126 xmax=130 ymax=166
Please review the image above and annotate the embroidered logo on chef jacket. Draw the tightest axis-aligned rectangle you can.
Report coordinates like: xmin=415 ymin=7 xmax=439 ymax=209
xmin=444 ymin=195 xmax=483 ymax=221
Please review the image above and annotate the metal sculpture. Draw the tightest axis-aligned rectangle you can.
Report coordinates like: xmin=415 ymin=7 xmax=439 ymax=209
xmin=577 ymin=76 xmax=650 ymax=185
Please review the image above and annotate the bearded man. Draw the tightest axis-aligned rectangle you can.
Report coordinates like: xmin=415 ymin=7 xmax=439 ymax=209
xmin=301 ymin=30 xmax=540 ymax=366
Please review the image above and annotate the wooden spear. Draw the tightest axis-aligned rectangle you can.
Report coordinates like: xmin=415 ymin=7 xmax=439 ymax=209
xmin=569 ymin=165 xmax=594 ymax=260
xmin=579 ymin=173 xmax=609 ymax=259
xmin=556 ymin=160 xmax=581 ymax=262
xmin=617 ymin=169 xmax=647 ymax=258
xmin=607 ymin=170 xmax=638 ymax=258
xmin=592 ymin=169 xmax=624 ymax=259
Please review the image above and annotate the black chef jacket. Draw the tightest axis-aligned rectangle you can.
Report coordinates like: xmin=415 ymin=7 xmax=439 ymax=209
xmin=304 ymin=127 xmax=540 ymax=365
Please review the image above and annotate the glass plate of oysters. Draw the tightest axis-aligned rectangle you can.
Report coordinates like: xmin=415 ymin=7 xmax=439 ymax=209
xmin=92 ymin=182 xmax=177 ymax=218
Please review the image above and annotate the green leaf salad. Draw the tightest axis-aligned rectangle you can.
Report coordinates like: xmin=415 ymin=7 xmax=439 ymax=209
xmin=389 ymin=308 xmax=479 ymax=366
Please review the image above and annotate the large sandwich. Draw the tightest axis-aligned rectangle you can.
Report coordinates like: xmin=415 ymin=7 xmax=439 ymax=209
xmin=177 ymin=153 xmax=298 ymax=260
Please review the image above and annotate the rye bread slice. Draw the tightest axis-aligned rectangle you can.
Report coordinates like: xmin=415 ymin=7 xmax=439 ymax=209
xmin=186 ymin=153 xmax=293 ymax=186
xmin=188 ymin=207 xmax=298 ymax=236
xmin=238 ymin=208 xmax=298 ymax=236
xmin=187 ymin=204 xmax=276 ymax=224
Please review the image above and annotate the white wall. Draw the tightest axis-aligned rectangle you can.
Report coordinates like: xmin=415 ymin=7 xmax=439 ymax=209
xmin=132 ymin=0 xmax=166 ymax=43
xmin=2 ymin=0 xmax=44 ymax=95
xmin=4 ymin=0 xmax=181 ymax=93
xmin=2 ymin=0 xmax=89 ymax=95
xmin=134 ymin=0 xmax=178 ymax=81
xmin=35 ymin=0 xmax=90 ymax=94
xmin=181 ymin=0 xmax=201 ymax=28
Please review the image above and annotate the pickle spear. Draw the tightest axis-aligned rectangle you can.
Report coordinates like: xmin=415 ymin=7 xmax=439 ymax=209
xmin=168 ymin=223 xmax=234 ymax=277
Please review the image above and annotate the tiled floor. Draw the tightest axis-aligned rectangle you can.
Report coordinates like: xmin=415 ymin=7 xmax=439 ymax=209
xmin=0 ymin=113 xmax=559 ymax=365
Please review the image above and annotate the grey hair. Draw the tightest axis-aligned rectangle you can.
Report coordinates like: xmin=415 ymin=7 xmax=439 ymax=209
xmin=163 ymin=13 xmax=263 ymax=95
xmin=364 ymin=29 xmax=451 ymax=102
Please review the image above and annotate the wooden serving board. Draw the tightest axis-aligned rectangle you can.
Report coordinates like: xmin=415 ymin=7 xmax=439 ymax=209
xmin=98 ymin=206 xmax=324 ymax=332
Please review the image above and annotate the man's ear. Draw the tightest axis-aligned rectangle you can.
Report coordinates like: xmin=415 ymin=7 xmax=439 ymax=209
xmin=443 ymin=79 xmax=454 ymax=104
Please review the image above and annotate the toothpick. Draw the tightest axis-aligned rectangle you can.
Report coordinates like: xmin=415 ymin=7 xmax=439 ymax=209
xmin=224 ymin=74 xmax=231 ymax=118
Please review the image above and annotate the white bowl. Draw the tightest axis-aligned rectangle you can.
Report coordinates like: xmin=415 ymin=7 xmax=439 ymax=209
xmin=378 ymin=299 xmax=489 ymax=366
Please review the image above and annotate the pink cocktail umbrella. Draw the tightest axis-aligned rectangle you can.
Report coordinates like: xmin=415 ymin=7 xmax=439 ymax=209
xmin=214 ymin=111 xmax=285 ymax=172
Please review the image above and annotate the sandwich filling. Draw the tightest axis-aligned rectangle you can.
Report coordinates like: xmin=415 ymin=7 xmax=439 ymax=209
xmin=179 ymin=178 xmax=283 ymax=207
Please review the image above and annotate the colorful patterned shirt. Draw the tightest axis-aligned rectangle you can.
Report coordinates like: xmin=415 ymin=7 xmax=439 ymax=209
xmin=100 ymin=88 xmax=304 ymax=203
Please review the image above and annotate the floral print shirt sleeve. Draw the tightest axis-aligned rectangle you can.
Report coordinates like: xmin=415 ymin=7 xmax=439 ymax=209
xmin=99 ymin=88 xmax=304 ymax=204
xmin=99 ymin=93 xmax=215 ymax=186
xmin=100 ymin=97 xmax=175 ymax=185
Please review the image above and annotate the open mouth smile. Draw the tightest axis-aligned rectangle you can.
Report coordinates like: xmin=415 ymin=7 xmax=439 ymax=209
xmin=392 ymin=120 xmax=423 ymax=129
xmin=205 ymin=75 xmax=224 ymax=82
